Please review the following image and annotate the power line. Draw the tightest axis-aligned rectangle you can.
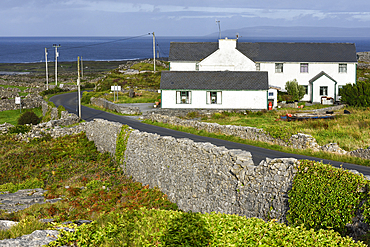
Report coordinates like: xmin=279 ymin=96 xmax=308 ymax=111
xmin=0 ymin=34 xmax=151 ymax=59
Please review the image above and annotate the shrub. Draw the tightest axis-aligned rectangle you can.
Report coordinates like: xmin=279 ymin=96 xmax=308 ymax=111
xmin=40 ymin=87 xmax=67 ymax=96
xmin=17 ymin=111 xmax=40 ymax=125
xmin=340 ymin=81 xmax=370 ymax=106
xmin=7 ymin=125 xmax=31 ymax=134
xmin=287 ymin=160 xmax=368 ymax=235
xmin=285 ymin=79 xmax=305 ymax=101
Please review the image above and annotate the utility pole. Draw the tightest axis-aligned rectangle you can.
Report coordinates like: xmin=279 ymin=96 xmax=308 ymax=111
xmin=45 ymin=48 xmax=49 ymax=90
xmin=153 ymin=32 xmax=156 ymax=72
xmin=53 ymin=44 xmax=61 ymax=86
xmin=81 ymin=56 xmax=83 ymax=78
xmin=77 ymin=56 xmax=81 ymax=118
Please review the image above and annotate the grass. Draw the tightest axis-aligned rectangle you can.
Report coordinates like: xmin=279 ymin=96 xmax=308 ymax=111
xmin=0 ymin=133 xmax=177 ymax=240
xmin=141 ymin=119 xmax=370 ymax=167
xmin=85 ymin=90 xmax=160 ymax=104
xmin=0 ymin=120 xmax=368 ymax=245
xmin=194 ymin=106 xmax=370 ymax=151
xmin=0 ymin=107 xmax=43 ymax=125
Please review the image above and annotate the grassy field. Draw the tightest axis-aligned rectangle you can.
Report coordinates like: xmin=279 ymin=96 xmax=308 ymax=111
xmin=0 ymin=108 xmax=43 ymax=125
xmin=185 ymin=106 xmax=370 ymax=152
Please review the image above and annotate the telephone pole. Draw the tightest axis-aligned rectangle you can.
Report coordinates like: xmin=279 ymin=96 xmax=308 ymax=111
xmin=77 ymin=56 xmax=81 ymax=118
xmin=45 ymin=48 xmax=49 ymax=90
xmin=53 ymin=44 xmax=61 ymax=86
xmin=152 ymin=32 xmax=156 ymax=72
xmin=81 ymin=56 xmax=84 ymax=78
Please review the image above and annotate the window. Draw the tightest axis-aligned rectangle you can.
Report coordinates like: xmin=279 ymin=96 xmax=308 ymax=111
xmin=338 ymin=85 xmax=343 ymax=96
xmin=255 ymin=63 xmax=260 ymax=71
xmin=268 ymin=92 xmax=274 ymax=97
xmin=275 ymin=63 xmax=283 ymax=73
xmin=302 ymin=85 xmax=308 ymax=95
xmin=339 ymin=64 xmax=347 ymax=73
xmin=176 ymin=91 xmax=191 ymax=104
xmin=207 ymin=91 xmax=222 ymax=104
xmin=320 ymin=86 xmax=328 ymax=96
xmin=300 ymin=63 xmax=309 ymax=73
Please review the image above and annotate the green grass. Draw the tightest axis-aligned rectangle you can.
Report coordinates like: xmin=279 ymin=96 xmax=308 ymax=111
xmin=0 ymin=107 xmax=43 ymax=125
xmin=142 ymin=119 xmax=370 ymax=167
xmin=0 ymin=133 xmax=177 ymax=240
xmin=196 ymin=106 xmax=370 ymax=151
xmin=0 ymin=85 xmax=30 ymax=91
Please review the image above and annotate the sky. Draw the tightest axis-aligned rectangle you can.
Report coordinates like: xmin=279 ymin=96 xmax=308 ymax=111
xmin=1 ymin=0 xmax=370 ymax=37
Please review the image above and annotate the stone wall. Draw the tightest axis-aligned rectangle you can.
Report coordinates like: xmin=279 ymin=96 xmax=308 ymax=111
xmin=143 ymin=113 xmax=322 ymax=151
xmin=143 ymin=114 xmax=370 ymax=158
xmin=79 ymin=118 xmax=297 ymax=222
xmin=90 ymin=97 xmax=140 ymax=115
xmin=0 ymin=95 xmax=44 ymax=111
xmin=123 ymin=130 xmax=297 ymax=221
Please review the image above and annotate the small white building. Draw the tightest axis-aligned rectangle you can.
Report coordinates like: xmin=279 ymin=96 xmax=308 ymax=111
xmin=162 ymin=38 xmax=357 ymax=108
xmin=160 ymin=71 xmax=269 ymax=109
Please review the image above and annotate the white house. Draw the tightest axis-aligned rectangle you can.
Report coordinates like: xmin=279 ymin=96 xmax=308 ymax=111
xmin=161 ymin=71 xmax=269 ymax=109
xmin=161 ymin=38 xmax=357 ymax=109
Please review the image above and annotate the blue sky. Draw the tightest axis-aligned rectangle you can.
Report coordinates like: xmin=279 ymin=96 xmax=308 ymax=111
xmin=1 ymin=0 xmax=370 ymax=37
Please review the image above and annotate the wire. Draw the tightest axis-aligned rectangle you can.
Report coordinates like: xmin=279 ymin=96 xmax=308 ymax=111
xmin=56 ymin=33 xmax=151 ymax=51
xmin=0 ymin=33 xmax=151 ymax=59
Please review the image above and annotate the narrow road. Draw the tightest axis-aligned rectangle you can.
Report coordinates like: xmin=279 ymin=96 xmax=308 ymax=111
xmin=51 ymin=92 xmax=370 ymax=176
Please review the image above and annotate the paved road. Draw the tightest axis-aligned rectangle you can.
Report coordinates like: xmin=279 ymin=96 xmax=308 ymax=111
xmin=50 ymin=92 xmax=370 ymax=176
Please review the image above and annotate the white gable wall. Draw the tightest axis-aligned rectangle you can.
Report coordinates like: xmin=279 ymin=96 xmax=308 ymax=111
xmin=161 ymin=90 xmax=267 ymax=109
xmin=199 ymin=39 xmax=256 ymax=71
xmin=310 ymin=76 xmax=336 ymax=103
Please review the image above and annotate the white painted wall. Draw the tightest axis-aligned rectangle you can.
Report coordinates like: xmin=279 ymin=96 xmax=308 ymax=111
xmin=310 ymin=76 xmax=336 ymax=103
xmin=161 ymin=90 xmax=267 ymax=109
xmin=260 ymin=62 xmax=356 ymax=101
xmin=170 ymin=62 xmax=197 ymax=71
xmin=268 ymin=88 xmax=278 ymax=108
xmin=199 ymin=39 xmax=256 ymax=71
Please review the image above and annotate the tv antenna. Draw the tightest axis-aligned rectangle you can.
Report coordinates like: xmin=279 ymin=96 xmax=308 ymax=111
xmin=215 ymin=20 xmax=221 ymax=39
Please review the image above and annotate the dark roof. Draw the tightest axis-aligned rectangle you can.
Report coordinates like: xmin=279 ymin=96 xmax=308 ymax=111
xmin=169 ymin=42 xmax=357 ymax=63
xmin=160 ymin=71 xmax=268 ymax=90
xmin=309 ymin=71 xmax=337 ymax=84
xmin=169 ymin=42 xmax=218 ymax=61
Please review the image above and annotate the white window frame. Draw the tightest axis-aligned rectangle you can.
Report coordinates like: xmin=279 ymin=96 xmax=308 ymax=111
xmin=176 ymin=91 xmax=191 ymax=104
xmin=275 ymin=63 xmax=283 ymax=73
xmin=320 ymin=86 xmax=328 ymax=96
xmin=206 ymin=91 xmax=222 ymax=104
xmin=339 ymin=64 xmax=347 ymax=73
xmin=300 ymin=63 xmax=309 ymax=73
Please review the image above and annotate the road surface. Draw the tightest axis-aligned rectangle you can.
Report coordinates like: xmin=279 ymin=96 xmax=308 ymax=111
xmin=50 ymin=92 xmax=370 ymax=176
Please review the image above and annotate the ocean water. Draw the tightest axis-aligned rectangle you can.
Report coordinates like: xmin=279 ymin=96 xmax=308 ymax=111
xmin=0 ymin=36 xmax=369 ymax=64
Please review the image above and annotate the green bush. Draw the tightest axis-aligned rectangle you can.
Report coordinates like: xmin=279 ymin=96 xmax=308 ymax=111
xmin=340 ymin=81 xmax=370 ymax=106
xmin=7 ymin=125 xmax=31 ymax=134
xmin=17 ymin=111 xmax=40 ymax=125
xmin=285 ymin=79 xmax=305 ymax=101
xmin=40 ymin=87 xmax=67 ymax=96
xmin=50 ymin=208 xmax=366 ymax=246
xmin=287 ymin=160 xmax=368 ymax=235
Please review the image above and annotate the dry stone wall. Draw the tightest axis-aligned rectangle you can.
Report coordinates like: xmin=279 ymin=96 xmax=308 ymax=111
xmin=142 ymin=114 xmax=370 ymax=159
xmin=0 ymin=95 xmax=44 ymax=112
xmin=80 ymin=119 xmax=297 ymax=222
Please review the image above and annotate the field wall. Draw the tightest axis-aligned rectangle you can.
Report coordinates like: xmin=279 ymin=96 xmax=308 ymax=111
xmin=84 ymin=119 xmax=297 ymax=222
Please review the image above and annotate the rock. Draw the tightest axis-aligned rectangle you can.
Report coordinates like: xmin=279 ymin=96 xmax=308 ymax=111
xmin=0 ymin=230 xmax=60 ymax=247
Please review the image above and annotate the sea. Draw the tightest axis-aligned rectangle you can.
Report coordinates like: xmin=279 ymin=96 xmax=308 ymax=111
xmin=0 ymin=36 xmax=370 ymax=64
